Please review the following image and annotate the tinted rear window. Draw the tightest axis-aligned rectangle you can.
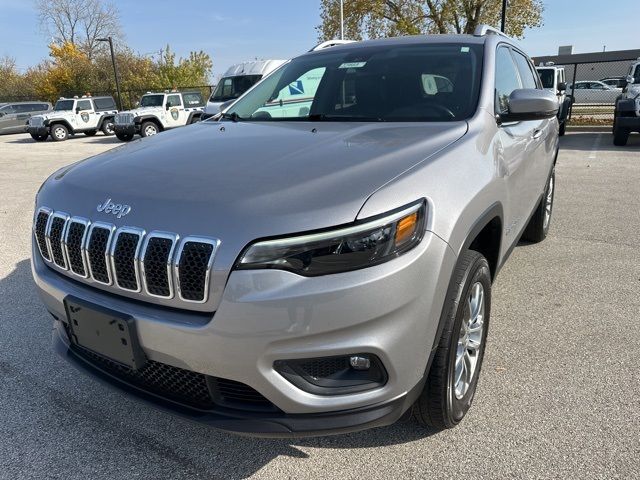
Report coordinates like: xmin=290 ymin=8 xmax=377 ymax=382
xmin=93 ymin=97 xmax=117 ymax=111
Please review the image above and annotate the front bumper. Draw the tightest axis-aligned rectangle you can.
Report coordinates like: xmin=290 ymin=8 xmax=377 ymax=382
xmin=114 ymin=124 xmax=137 ymax=135
xmin=33 ymin=232 xmax=455 ymax=435
xmin=28 ymin=126 xmax=49 ymax=136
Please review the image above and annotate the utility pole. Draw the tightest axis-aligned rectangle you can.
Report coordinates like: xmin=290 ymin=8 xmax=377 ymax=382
xmin=340 ymin=0 xmax=344 ymax=40
xmin=97 ymin=36 xmax=122 ymax=110
xmin=500 ymin=0 xmax=508 ymax=33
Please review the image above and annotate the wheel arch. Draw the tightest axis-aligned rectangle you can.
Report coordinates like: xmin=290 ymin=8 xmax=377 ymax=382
xmin=97 ymin=115 xmax=115 ymax=129
xmin=48 ymin=119 xmax=73 ymax=132
xmin=458 ymin=203 xmax=503 ymax=281
xmin=136 ymin=115 xmax=164 ymax=131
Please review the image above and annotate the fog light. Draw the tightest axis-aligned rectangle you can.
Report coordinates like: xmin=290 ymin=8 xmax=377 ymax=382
xmin=349 ymin=355 xmax=370 ymax=370
xmin=274 ymin=353 xmax=387 ymax=395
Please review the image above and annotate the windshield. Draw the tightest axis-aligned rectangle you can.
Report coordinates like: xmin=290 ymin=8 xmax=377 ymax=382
xmin=54 ymin=100 xmax=74 ymax=111
xmin=537 ymin=69 xmax=554 ymax=89
xmin=633 ymin=65 xmax=640 ymax=83
xmin=140 ymin=94 xmax=165 ymax=107
xmin=211 ymin=75 xmax=263 ymax=102
xmin=227 ymin=43 xmax=483 ymax=122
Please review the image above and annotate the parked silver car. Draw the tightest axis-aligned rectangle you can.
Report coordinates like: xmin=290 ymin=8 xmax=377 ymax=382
xmin=32 ymin=26 xmax=559 ymax=437
xmin=0 ymin=101 xmax=51 ymax=135
xmin=568 ymin=80 xmax=621 ymax=103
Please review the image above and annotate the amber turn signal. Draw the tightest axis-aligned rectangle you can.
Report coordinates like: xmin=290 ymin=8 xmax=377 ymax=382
xmin=395 ymin=212 xmax=418 ymax=247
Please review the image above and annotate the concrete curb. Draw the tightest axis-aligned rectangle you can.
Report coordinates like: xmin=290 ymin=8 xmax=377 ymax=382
xmin=566 ymin=125 xmax=611 ymax=133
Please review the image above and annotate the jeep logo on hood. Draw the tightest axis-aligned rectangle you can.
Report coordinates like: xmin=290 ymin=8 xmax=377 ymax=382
xmin=97 ymin=198 xmax=132 ymax=218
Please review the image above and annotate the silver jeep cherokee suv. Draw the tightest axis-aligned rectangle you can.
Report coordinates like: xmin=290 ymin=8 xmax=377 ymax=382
xmin=32 ymin=26 xmax=559 ymax=437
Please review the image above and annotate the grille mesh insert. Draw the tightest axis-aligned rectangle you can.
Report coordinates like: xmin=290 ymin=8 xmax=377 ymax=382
xmin=178 ymin=242 xmax=214 ymax=301
xmin=113 ymin=232 xmax=141 ymax=290
xmin=35 ymin=211 xmax=50 ymax=260
xmin=66 ymin=222 xmax=87 ymax=276
xmin=87 ymin=227 xmax=111 ymax=283
xmin=143 ymin=237 xmax=172 ymax=296
xmin=297 ymin=357 xmax=350 ymax=379
xmin=49 ymin=217 xmax=67 ymax=268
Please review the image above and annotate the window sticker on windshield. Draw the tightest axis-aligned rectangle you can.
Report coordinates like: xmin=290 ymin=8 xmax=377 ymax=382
xmin=461 ymin=47 xmax=470 ymax=53
xmin=339 ymin=62 xmax=367 ymax=69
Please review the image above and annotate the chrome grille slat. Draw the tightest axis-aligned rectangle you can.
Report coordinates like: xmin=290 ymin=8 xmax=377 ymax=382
xmin=33 ymin=207 xmax=218 ymax=307
xmin=87 ymin=222 xmax=116 ymax=285
xmin=110 ymin=227 xmax=144 ymax=292
xmin=175 ymin=237 xmax=219 ymax=304
xmin=64 ymin=217 xmax=90 ymax=278
xmin=46 ymin=212 xmax=70 ymax=270
xmin=141 ymin=232 xmax=178 ymax=299
xmin=34 ymin=207 xmax=53 ymax=261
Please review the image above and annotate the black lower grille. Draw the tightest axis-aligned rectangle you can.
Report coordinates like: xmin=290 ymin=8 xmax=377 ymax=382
xmin=35 ymin=211 xmax=51 ymax=260
xmin=71 ymin=342 xmax=215 ymax=409
xmin=49 ymin=216 xmax=67 ymax=268
xmin=66 ymin=222 xmax=87 ymax=276
xmin=113 ymin=232 xmax=141 ymax=290
xmin=178 ymin=241 xmax=214 ymax=301
xmin=88 ymin=227 xmax=111 ymax=283
xmin=143 ymin=237 xmax=172 ymax=296
xmin=67 ymin=331 xmax=275 ymax=412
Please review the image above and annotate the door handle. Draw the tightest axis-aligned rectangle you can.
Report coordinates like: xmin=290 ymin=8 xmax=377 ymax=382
xmin=532 ymin=129 xmax=543 ymax=139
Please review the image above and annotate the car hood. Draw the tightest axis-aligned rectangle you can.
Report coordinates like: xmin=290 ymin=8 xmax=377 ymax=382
xmin=119 ymin=106 xmax=164 ymax=117
xmin=33 ymin=111 xmax=73 ymax=121
xmin=39 ymin=120 xmax=466 ymax=260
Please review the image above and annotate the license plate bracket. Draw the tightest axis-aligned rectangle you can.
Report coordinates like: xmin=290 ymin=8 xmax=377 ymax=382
xmin=64 ymin=296 xmax=147 ymax=370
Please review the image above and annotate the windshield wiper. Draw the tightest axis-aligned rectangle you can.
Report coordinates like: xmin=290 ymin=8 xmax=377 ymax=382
xmin=307 ymin=113 xmax=385 ymax=122
xmin=220 ymin=111 xmax=244 ymax=122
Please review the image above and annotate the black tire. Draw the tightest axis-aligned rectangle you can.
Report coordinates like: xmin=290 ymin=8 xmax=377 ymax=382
xmin=559 ymin=120 xmax=566 ymax=136
xmin=115 ymin=132 xmax=134 ymax=142
xmin=413 ymin=250 xmax=491 ymax=430
xmin=101 ymin=120 xmax=115 ymax=136
xmin=140 ymin=121 xmax=159 ymax=138
xmin=30 ymin=133 xmax=47 ymax=142
xmin=521 ymin=168 xmax=555 ymax=243
xmin=189 ymin=115 xmax=201 ymax=125
xmin=50 ymin=123 xmax=68 ymax=142
xmin=613 ymin=122 xmax=629 ymax=146
xmin=84 ymin=130 xmax=97 ymax=136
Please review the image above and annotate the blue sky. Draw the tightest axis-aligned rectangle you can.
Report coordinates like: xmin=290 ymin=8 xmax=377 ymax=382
xmin=1 ymin=0 xmax=638 ymax=80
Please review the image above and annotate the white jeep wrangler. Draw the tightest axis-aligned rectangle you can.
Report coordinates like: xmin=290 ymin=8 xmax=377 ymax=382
xmin=113 ymin=91 xmax=205 ymax=141
xmin=536 ymin=63 xmax=571 ymax=136
xmin=613 ymin=59 xmax=640 ymax=146
xmin=27 ymin=96 xmax=118 ymax=142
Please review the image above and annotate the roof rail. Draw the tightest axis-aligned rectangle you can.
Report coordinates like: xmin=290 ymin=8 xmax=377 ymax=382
xmin=473 ymin=24 xmax=512 ymax=39
xmin=309 ymin=39 xmax=355 ymax=52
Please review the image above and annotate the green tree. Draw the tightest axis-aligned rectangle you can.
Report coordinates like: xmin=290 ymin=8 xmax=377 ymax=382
xmin=318 ymin=0 xmax=543 ymax=40
xmin=154 ymin=46 xmax=213 ymax=88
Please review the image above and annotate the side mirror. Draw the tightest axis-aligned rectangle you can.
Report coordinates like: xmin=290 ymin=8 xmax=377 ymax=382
xmin=498 ymin=89 xmax=558 ymax=123
xmin=626 ymin=75 xmax=635 ymax=85
xmin=557 ymin=82 xmax=567 ymax=92
xmin=0 ymin=112 xmax=4 ymax=118
xmin=75 ymin=107 xmax=80 ymax=113
xmin=165 ymin=104 xmax=170 ymax=110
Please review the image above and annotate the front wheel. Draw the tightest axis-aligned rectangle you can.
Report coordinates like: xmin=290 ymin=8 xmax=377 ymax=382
xmin=613 ymin=121 xmax=629 ymax=146
xmin=101 ymin=120 xmax=115 ymax=136
xmin=413 ymin=250 xmax=491 ymax=429
xmin=50 ymin=124 xmax=68 ymax=141
xmin=115 ymin=132 xmax=134 ymax=142
xmin=140 ymin=121 xmax=159 ymax=138
xmin=521 ymin=168 xmax=555 ymax=243
xmin=30 ymin=133 xmax=48 ymax=142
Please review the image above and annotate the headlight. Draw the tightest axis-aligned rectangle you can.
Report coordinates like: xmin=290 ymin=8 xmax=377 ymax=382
xmin=236 ymin=201 xmax=426 ymax=276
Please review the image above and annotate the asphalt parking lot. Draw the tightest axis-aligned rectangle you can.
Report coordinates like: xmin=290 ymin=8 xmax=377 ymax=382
xmin=0 ymin=131 xmax=639 ymax=479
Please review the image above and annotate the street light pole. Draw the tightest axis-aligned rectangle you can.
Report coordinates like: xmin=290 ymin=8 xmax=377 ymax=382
xmin=500 ymin=0 xmax=508 ymax=33
xmin=340 ymin=0 xmax=344 ymax=40
xmin=97 ymin=36 xmax=122 ymax=110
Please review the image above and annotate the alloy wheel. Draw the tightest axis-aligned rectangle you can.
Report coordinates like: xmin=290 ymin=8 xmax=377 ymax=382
xmin=454 ymin=281 xmax=485 ymax=399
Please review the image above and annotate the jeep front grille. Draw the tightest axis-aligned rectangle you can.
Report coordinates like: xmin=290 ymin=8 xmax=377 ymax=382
xmin=114 ymin=113 xmax=134 ymax=125
xmin=34 ymin=207 xmax=219 ymax=306
xmin=29 ymin=117 xmax=44 ymax=127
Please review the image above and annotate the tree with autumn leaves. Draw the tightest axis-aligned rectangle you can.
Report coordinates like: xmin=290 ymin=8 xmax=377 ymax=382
xmin=0 ymin=0 xmax=213 ymax=106
xmin=318 ymin=0 xmax=543 ymax=40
